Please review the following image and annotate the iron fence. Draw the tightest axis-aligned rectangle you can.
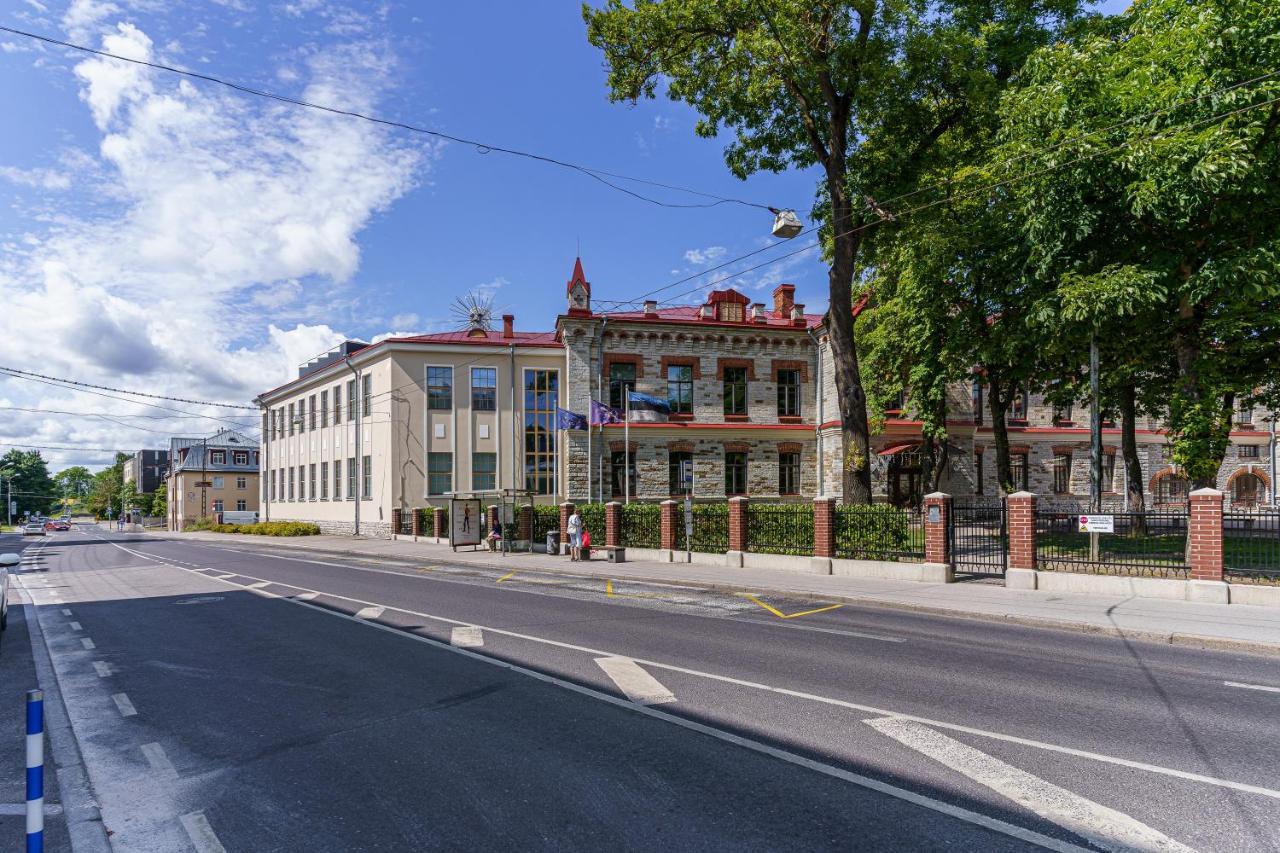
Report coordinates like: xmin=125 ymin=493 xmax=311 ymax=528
xmin=1034 ymin=509 xmax=1189 ymax=578
xmin=834 ymin=504 xmax=923 ymax=562
xmin=397 ymin=512 xmax=413 ymax=536
xmin=1224 ymin=511 xmax=1280 ymax=583
xmin=680 ymin=503 xmax=728 ymax=553
xmin=948 ymin=502 xmax=1006 ymax=576
xmin=747 ymin=503 xmax=814 ymax=556
xmin=622 ymin=503 xmax=662 ymax=548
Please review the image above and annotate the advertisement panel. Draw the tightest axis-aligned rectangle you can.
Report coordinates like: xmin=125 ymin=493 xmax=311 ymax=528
xmin=450 ymin=498 xmax=482 ymax=548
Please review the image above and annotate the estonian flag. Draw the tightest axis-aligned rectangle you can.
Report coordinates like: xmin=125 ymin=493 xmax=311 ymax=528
xmin=556 ymin=408 xmax=588 ymax=431
xmin=627 ymin=391 xmax=670 ymax=423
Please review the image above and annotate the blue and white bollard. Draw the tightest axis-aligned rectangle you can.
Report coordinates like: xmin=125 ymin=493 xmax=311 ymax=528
xmin=26 ymin=689 xmax=44 ymax=853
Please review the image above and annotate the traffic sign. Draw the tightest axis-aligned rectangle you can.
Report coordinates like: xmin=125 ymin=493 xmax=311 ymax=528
xmin=1077 ymin=514 xmax=1114 ymax=533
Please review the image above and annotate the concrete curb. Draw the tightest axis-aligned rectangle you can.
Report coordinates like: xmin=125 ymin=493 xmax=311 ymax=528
xmin=162 ymin=532 xmax=1280 ymax=659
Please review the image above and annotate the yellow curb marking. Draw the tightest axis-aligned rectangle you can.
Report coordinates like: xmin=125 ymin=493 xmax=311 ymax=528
xmin=738 ymin=593 xmax=844 ymax=620
xmin=605 ymin=579 xmax=666 ymax=600
xmin=415 ymin=566 xmax=436 ymax=573
xmin=496 ymin=570 xmax=519 ymax=583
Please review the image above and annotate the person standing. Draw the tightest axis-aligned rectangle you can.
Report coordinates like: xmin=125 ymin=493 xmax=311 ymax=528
xmin=566 ymin=509 xmax=583 ymax=561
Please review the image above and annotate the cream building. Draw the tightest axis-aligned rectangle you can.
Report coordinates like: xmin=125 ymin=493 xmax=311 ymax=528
xmin=166 ymin=431 xmax=260 ymax=530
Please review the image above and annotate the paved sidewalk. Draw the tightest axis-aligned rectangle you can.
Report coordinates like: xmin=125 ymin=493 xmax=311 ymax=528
xmin=159 ymin=530 xmax=1280 ymax=655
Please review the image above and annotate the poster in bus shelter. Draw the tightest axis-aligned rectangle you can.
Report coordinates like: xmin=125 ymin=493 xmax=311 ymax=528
xmin=450 ymin=498 xmax=482 ymax=549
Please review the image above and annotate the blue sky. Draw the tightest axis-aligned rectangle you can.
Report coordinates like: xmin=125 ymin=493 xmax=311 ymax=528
xmin=0 ymin=0 xmax=1131 ymax=470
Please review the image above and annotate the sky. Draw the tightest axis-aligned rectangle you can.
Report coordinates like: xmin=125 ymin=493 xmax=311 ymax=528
xmin=0 ymin=0 xmax=1132 ymax=473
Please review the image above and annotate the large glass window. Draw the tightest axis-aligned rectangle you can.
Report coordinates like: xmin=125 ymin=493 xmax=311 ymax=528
xmin=362 ymin=454 xmax=372 ymax=498
xmin=611 ymin=450 xmax=637 ymax=498
xmin=233 ymin=451 xmax=248 ymax=465
xmin=777 ymin=369 xmax=801 ymax=418
xmin=1155 ymin=473 xmax=1189 ymax=505
xmin=778 ymin=451 xmax=800 ymax=495
xmin=608 ymin=363 xmax=635 ymax=411
xmin=1240 ymin=444 xmax=1260 ymax=459
xmin=473 ymin=452 xmax=496 ymax=491
xmin=725 ymin=451 xmax=747 ymax=495
xmin=668 ymin=450 xmax=692 ymax=495
xmin=471 ymin=367 xmax=497 ymax=411
xmin=1053 ymin=453 xmax=1071 ymax=494
xmin=667 ymin=364 xmax=692 ymax=415
xmin=428 ymin=452 xmax=452 ymax=495
xmin=723 ymin=367 xmax=747 ymax=416
xmin=211 ymin=450 xmax=225 ymax=465
xmin=428 ymin=367 xmax=453 ymax=410
xmin=362 ymin=374 xmax=372 ymax=417
xmin=524 ymin=369 xmax=558 ymax=495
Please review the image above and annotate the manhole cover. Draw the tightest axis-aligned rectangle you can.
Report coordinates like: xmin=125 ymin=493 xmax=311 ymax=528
xmin=175 ymin=596 xmax=224 ymax=605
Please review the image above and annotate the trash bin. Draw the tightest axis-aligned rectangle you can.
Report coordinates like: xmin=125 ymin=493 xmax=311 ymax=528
xmin=546 ymin=530 xmax=560 ymax=554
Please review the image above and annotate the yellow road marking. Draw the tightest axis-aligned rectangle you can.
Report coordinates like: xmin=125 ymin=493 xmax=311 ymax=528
xmin=415 ymin=566 xmax=436 ymax=573
xmin=605 ymin=579 xmax=665 ymax=600
xmin=739 ymin=594 xmax=844 ymax=620
xmin=496 ymin=570 xmax=518 ymax=583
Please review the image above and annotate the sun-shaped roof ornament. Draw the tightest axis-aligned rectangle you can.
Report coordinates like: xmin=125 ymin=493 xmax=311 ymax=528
xmin=451 ymin=291 xmax=495 ymax=337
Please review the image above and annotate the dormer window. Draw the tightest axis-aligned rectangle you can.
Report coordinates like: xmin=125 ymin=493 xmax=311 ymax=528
xmin=717 ymin=302 xmax=744 ymax=323
xmin=210 ymin=450 xmax=226 ymax=465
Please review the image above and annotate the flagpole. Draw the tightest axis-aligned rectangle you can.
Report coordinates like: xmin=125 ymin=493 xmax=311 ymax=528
xmin=624 ymin=394 xmax=630 ymax=506
xmin=587 ymin=400 xmax=592 ymax=505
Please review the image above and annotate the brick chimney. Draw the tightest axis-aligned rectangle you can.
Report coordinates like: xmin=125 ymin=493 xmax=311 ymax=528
xmin=502 ymin=314 xmax=514 ymax=339
xmin=773 ymin=284 xmax=795 ymax=318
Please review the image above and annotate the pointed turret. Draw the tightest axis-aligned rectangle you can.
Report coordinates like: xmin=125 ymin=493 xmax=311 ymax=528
xmin=566 ymin=256 xmax=591 ymax=316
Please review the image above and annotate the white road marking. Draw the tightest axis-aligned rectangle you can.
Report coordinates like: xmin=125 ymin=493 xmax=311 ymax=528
xmin=247 ymin=581 xmax=271 ymax=589
xmin=180 ymin=812 xmax=228 ymax=853
xmin=355 ymin=606 xmax=384 ymax=620
xmin=69 ymin=621 xmax=82 ymax=631
xmin=866 ymin=717 xmax=1196 ymax=853
xmin=180 ymin=809 xmax=227 ymax=850
xmin=61 ymin=608 xmax=71 ymax=616
xmin=0 ymin=803 xmax=63 ymax=816
xmin=140 ymin=742 xmax=178 ymax=780
xmin=92 ymin=661 xmax=113 ymax=678
xmin=100 ymin=537 xmax=1280 ymax=803
xmin=1224 ymin=681 xmax=1280 ymax=694
xmin=595 ymin=657 xmax=676 ymax=705
xmin=80 ymin=638 xmax=95 ymax=650
xmin=112 ymin=693 xmax=138 ymax=717
xmin=212 ymin=573 xmax=235 ymax=580
xmin=294 ymin=592 xmax=318 ymax=601
xmin=450 ymin=626 xmax=484 ymax=648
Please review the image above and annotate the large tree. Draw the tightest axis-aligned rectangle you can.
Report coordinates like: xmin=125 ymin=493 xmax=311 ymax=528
xmin=0 ymin=449 xmax=58 ymax=517
xmin=584 ymin=0 xmax=1081 ymax=501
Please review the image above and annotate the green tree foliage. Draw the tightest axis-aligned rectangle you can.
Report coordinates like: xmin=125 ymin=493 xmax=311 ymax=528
xmin=85 ymin=452 xmax=130 ymax=518
xmin=0 ymin=449 xmax=58 ymax=516
xmin=584 ymin=0 xmax=1082 ymax=502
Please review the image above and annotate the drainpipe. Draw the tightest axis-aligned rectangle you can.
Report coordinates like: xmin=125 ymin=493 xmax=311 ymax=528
xmin=345 ymin=356 xmax=360 ymax=537
xmin=806 ymin=327 xmax=823 ymax=498
xmin=1271 ymin=409 xmax=1277 ymax=506
xmin=596 ymin=318 xmax=608 ymax=503
xmin=258 ymin=398 xmax=270 ymax=522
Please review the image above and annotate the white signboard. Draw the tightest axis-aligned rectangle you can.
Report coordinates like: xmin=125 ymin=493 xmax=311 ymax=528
xmin=450 ymin=498 xmax=482 ymax=548
xmin=1077 ymin=514 xmax=1114 ymax=534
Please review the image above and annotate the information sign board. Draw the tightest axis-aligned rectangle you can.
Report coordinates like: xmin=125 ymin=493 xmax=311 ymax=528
xmin=1077 ymin=514 xmax=1114 ymax=533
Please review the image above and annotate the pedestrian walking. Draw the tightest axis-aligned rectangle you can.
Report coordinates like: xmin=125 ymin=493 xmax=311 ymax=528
xmin=566 ymin=509 xmax=583 ymax=561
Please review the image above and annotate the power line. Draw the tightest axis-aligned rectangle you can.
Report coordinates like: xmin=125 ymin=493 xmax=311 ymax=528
xmin=0 ymin=405 xmax=252 ymax=421
xmin=0 ymin=25 xmax=782 ymax=213
xmin=0 ymin=366 xmax=256 ymax=409
xmin=0 ymin=443 xmax=123 ymax=454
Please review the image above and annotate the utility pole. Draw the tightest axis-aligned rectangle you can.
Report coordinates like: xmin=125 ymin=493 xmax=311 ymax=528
xmin=200 ymin=436 xmax=208 ymax=519
xmin=1089 ymin=334 xmax=1102 ymax=561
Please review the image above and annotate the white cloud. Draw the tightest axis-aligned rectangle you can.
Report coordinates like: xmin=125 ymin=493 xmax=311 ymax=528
xmin=0 ymin=166 xmax=71 ymax=190
xmin=389 ymin=312 xmax=419 ymax=328
xmin=683 ymin=246 xmax=727 ymax=265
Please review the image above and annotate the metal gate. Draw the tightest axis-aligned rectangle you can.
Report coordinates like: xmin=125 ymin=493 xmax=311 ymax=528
xmin=948 ymin=500 xmax=1007 ymax=576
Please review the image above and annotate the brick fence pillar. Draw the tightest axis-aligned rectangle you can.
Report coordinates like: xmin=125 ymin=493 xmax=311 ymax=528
xmin=391 ymin=508 xmax=402 ymax=536
xmin=813 ymin=497 xmax=836 ymax=558
xmin=605 ymin=501 xmax=622 ymax=547
xmin=923 ymin=492 xmax=952 ymax=566
xmin=1189 ymin=488 xmax=1224 ymax=582
xmin=518 ymin=504 xmax=532 ymax=542
xmin=727 ymin=496 xmax=748 ymax=566
xmin=432 ymin=507 xmax=444 ymax=539
xmin=559 ymin=502 xmax=574 ymax=555
xmin=1007 ymin=491 xmax=1036 ymax=571
xmin=411 ymin=507 xmax=423 ymax=537
xmin=660 ymin=500 xmax=678 ymax=551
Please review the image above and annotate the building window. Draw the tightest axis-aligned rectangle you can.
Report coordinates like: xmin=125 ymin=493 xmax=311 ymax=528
xmin=718 ymin=301 xmax=744 ymax=323
xmin=777 ymin=369 xmax=801 ymax=418
xmin=233 ymin=451 xmax=248 ymax=465
xmin=211 ymin=450 xmax=226 ymax=464
xmin=666 ymin=364 xmax=693 ymax=415
xmin=1155 ymin=473 xmax=1189 ymax=505
xmin=297 ymin=466 xmax=306 ymax=500
xmin=321 ymin=462 xmax=329 ymax=499
xmin=473 ymin=452 xmax=496 ymax=491
xmin=333 ymin=384 xmax=342 ymax=422
xmin=471 ymin=367 xmax=497 ymax=411
xmin=1238 ymin=399 xmax=1253 ymax=425
xmin=212 ymin=475 xmax=225 ymax=489
xmin=610 ymin=450 xmax=636 ymax=498
xmin=1010 ymin=453 xmax=1029 ymax=491
xmin=524 ymin=369 xmax=558 ymax=495
xmin=236 ymin=499 xmax=247 ymax=512
xmin=320 ymin=390 xmax=328 ymax=427
xmin=668 ymin=450 xmax=692 ymax=495
xmin=723 ymin=367 xmax=747 ymax=416
xmin=1101 ymin=454 xmax=1116 ymax=492
xmin=608 ymin=362 xmax=636 ymax=411
xmin=725 ymin=451 xmax=747 ymax=495
xmin=1233 ymin=473 xmax=1263 ymax=507
xmin=428 ymin=367 xmax=453 ymax=410
xmin=975 ymin=451 xmax=984 ymax=494
xmin=778 ymin=451 xmax=800 ymax=495
xmin=362 ymin=454 xmax=372 ymax=498
xmin=298 ymin=397 xmax=307 ymax=433
xmin=288 ymin=467 xmax=295 ymax=501
xmin=1054 ymin=404 xmax=1073 ymax=423
xmin=262 ymin=412 xmax=269 ymax=438
xmin=236 ymin=476 xmax=247 ymax=489
xmin=362 ymin=374 xmax=372 ymax=417
xmin=308 ymin=464 xmax=316 ymax=499
xmin=347 ymin=380 xmax=356 ymax=422
xmin=252 ymin=451 xmax=259 ymax=465
xmin=309 ymin=394 xmax=317 ymax=429
xmin=428 ymin=452 xmax=453 ymax=495
xmin=347 ymin=457 xmax=356 ymax=499
xmin=1052 ymin=453 xmax=1071 ymax=494
xmin=288 ymin=403 xmax=295 ymax=435
xmin=1240 ymin=445 xmax=1260 ymax=459
xmin=1008 ymin=390 xmax=1027 ymax=421
xmin=269 ymin=471 xmax=276 ymax=502
xmin=972 ymin=380 xmax=983 ymax=425
xmin=213 ymin=499 xmax=224 ymax=513
xmin=333 ymin=460 xmax=342 ymax=500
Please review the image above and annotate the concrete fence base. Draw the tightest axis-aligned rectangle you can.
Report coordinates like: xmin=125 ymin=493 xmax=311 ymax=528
xmin=1005 ymin=568 xmax=1279 ymax=607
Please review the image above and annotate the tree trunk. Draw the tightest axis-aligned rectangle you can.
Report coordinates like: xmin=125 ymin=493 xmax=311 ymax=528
xmin=1119 ymin=382 xmax=1146 ymax=534
xmin=987 ymin=380 xmax=1013 ymax=494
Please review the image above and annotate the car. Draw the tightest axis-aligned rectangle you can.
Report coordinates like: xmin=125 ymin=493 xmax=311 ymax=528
xmin=53 ymin=521 xmax=70 ymax=531
xmin=0 ymin=552 xmax=15 ymax=633
xmin=22 ymin=521 xmax=45 ymax=537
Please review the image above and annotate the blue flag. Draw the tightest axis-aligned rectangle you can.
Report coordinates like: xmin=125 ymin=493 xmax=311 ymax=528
xmin=627 ymin=391 xmax=670 ymax=423
xmin=590 ymin=399 xmax=623 ymax=425
xmin=556 ymin=407 xmax=588 ymax=430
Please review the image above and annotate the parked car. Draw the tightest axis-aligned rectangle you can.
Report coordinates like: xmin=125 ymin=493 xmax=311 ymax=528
xmin=0 ymin=552 xmax=15 ymax=632
xmin=51 ymin=521 xmax=70 ymax=531
xmin=22 ymin=521 xmax=45 ymax=537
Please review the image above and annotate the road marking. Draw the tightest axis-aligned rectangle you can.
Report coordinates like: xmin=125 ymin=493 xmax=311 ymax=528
xmin=102 ymin=537 xmax=1280 ymax=802
xmin=180 ymin=811 xmax=228 ymax=853
xmin=606 ymin=578 xmax=668 ymax=600
xmin=141 ymin=742 xmax=178 ymax=780
xmin=450 ymin=626 xmax=484 ymax=647
xmin=80 ymin=638 xmax=95 ymax=650
xmin=866 ymin=717 xmax=1196 ymax=853
xmin=294 ymin=592 xmax=318 ymax=601
xmin=1224 ymin=681 xmax=1280 ymax=694
xmin=112 ymin=693 xmax=138 ymax=717
xmin=0 ymin=803 xmax=64 ymax=816
xmin=92 ymin=661 xmax=113 ymax=678
xmin=496 ymin=570 xmax=518 ymax=583
xmin=247 ymin=581 xmax=271 ymax=589
xmin=69 ymin=621 xmax=82 ymax=631
xmin=61 ymin=608 xmax=71 ymax=616
xmin=738 ymin=593 xmax=844 ymax=620
xmin=212 ymin=573 xmax=236 ymax=580
xmin=595 ymin=657 xmax=677 ymax=705
xmin=355 ymin=606 xmax=384 ymax=620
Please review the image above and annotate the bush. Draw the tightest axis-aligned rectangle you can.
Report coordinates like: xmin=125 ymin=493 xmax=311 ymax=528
xmin=188 ymin=519 xmax=320 ymax=536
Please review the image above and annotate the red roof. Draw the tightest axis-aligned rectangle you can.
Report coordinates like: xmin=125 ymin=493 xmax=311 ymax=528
xmin=384 ymin=330 xmax=561 ymax=347
xmin=599 ymin=304 xmax=824 ymax=330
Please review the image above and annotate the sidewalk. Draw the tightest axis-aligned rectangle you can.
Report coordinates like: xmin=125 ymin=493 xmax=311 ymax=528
xmin=166 ymin=530 xmax=1280 ymax=655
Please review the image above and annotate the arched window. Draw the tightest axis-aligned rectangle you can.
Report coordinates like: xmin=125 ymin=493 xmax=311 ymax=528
xmin=1232 ymin=473 xmax=1263 ymax=508
xmin=1153 ymin=472 xmax=1190 ymax=506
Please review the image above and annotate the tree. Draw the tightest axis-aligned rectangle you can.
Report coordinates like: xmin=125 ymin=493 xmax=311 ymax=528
xmin=584 ymin=0 xmax=1082 ymax=501
xmin=53 ymin=466 xmax=94 ymax=513
xmin=85 ymin=452 xmax=130 ymax=519
xmin=0 ymin=449 xmax=58 ymax=516
xmin=150 ymin=488 xmax=167 ymax=521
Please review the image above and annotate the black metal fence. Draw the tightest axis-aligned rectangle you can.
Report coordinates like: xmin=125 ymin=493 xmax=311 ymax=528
xmin=622 ymin=502 xmax=662 ymax=548
xmin=397 ymin=512 xmax=413 ymax=536
xmin=834 ymin=504 xmax=923 ymax=562
xmin=948 ymin=501 xmax=1006 ymax=576
xmin=675 ymin=503 xmax=727 ymax=552
xmin=1034 ymin=509 xmax=1189 ymax=578
xmin=1224 ymin=511 xmax=1280 ymax=583
xmin=747 ymin=503 xmax=814 ymax=556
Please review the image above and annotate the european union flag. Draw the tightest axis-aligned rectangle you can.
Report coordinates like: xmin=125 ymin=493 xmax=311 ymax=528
xmin=556 ymin=408 xmax=588 ymax=430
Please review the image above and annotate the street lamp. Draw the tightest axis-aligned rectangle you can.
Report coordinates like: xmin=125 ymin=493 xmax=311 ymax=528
xmin=769 ymin=208 xmax=804 ymax=239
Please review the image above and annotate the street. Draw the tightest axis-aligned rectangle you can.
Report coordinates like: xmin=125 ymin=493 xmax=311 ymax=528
xmin=5 ymin=526 xmax=1277 ymax=851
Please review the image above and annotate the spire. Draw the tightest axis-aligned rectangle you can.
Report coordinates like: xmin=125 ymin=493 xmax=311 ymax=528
xmin=567 ymin=256 xmax=589 ymax=294
xmin=566 ymin=256 xmax=592 ymax=316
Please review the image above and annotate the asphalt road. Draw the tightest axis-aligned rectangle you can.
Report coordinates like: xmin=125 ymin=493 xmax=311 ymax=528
xmin=15 ymin=526 xmax=1280 ymax=852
